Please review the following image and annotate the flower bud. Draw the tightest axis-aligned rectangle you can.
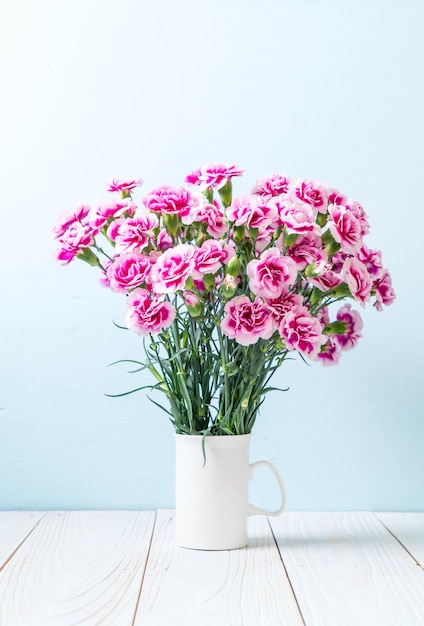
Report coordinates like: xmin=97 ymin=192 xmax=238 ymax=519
xmin=331 ymin=282 xmax=352 ymax=298
xmin=204 ymin=188 xmax=214 ymax=204
xmin=203 ymin=273 xmax=216 ymax=291
xmin=326 ymin=240 xmax=341 ymax=257
xmin=324 ymin=321 xmax=348 ymax=335
xmin=184 ymin=291 xmax=204 ymax=317
xmin=233 ymin=225 xmax=245 ymax=243
xmin=316 ymin=212 xmax=328 ymax=228
xmin=76 ymin=247 xmax=102 ymax=268
xmin=195 ymin=232 xmax=208 ymax=246
xmin=305 ymin=263 xmax=320 ymax=278
xmin=221 ymin=274 xmax=237 ymax=298
xmin=218 ymin=180 xmax=232 ymax=208
xmin=162 ymin=213 xmax=180 ymax=237
xmin=283 ymin=226 xmax=298 ymax=248
xmin=226 ymin=255 xmax=241 ymax=277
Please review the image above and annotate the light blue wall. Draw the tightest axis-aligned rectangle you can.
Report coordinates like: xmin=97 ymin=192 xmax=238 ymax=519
xmin=1 ymin=0 xmax=423 ymax=511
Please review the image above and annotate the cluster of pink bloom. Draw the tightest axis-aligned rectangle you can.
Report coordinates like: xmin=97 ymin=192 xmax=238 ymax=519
xmin=52 ymin=163 xmax=395 ymax=366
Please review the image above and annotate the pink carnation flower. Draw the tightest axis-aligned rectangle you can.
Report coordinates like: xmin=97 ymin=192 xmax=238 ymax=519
xmin=334 ymin=303 xmax=363 ymax=351
xmin=106 ymin=252 xmax=152 ymax=293
xmin=221 ymin=295 xmax=275 ymax=346
xmin=150 ymin=244 xmax=196 ymax=294
xmin=279 ymin=305 xmax=327 ymax=359
xmin=264 ymin=291 xmax=304 ymax=326
xmin=193 ymin=239 xmax=235 ymax=278
xmin=290 ymin=180 xmax=329 ymax=214
xmin=114 ymin=214 xmax=159 ymax=254
xmin=226 ymin=194 xmax=279 ymax=230
xmin=345 ymin=200 xmax=370 ymax=236
xmin=52 ymin=204 xmax=91 ymax=239
xmin=195 ymin=201 xmax=227 ymax=238
xmin=52 ymin=204 xmax=95 ymax=265
xmin=357 ymin=244 xmax=384 ymax=280
xmin=247 ymin=248 xmax=298 ymax=299
xmin=317 ymin=337 xmax=342 ymax=366
xmin=252 ymin=174 xmax=292 ymax=198
xmin=106 ymin=177 xmax=143 ymax=194
xmin=273 ymin=198 xmax=321 ymax=235
xmin=126 ymin=288 xmax=175 ymax=336
xmin=328 ymin=205 xmax=363 ymax=254
xmin=286 ymin=233 xmax=327 ymax=271
xmin=373 ymin=269 xmax=396 ymax=311
xmin=143 ymin=186 xmax=202 ymax=223
xmin=342 ymin=257 xmax=372 ymax=305
xmin=88 ymin=200 xmax=136 ymax=231
xmin=328 ymin=188 xmax=348 ymax=206
xmin=309 ymin=268 xmax=342 ymax=292
xmin=156 ymin=228 xmax=173 ymax=251
xmin=185 ymin=163 xmax=244 ymax=190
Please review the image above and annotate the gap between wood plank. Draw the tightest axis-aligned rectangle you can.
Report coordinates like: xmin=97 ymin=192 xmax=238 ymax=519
xmin=131 ymin=509 xmax=158 ymax=626
xmin=266 ymin=516 xmax=307 ymax=626
xmin=373 ymin=513 xmax=424 ymax=571
xmin=0 ymin=512 xmax=48 ymax=574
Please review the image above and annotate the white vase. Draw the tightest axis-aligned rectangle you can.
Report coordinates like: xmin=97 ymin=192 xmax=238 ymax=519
xmin=175 ymin=433 xmax=286 ymax=550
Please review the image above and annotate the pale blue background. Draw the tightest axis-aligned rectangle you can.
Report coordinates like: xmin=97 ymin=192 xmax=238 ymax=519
xmin=1 ymin=0 xmax=423 ymax=511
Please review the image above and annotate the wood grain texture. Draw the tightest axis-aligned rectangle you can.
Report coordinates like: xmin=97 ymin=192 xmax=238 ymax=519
xmin=269 ymin=512 xmax=424 ymax=626
xmin=134 ymin=509 xmax=304 ymax=626
xmin=376 ymin=512 xmax=424 ymax=568
xmin=0 ymin=512 xmax=46 ymax=571
xmin=0 ymin=510 xmax=155 ymax=626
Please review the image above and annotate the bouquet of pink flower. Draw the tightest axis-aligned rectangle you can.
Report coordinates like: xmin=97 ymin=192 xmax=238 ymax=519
xmin=52 ymin=163 xmax=395 ymax=435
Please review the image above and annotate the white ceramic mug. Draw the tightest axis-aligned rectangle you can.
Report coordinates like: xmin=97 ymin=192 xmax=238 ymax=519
xmin=175 ymin=433 xmax=286 ymax=550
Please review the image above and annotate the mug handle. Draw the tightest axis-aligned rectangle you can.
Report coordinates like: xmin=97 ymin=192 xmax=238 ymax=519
xmin=247 ymin=461 xmax=286 ymax=516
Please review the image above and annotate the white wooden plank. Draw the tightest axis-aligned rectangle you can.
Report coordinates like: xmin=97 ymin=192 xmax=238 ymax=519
xmin=376 ymin=512 xmax=424 ymax=568
xmin=269 ymin=512 xmax=424 ymax=626
xmin=0 ymin=512 xmax=46 ymax=570
xmin=0 ymin=510 xmax=155 ymax=626
xmin=134 ymin=509 xmax=304 ymax=626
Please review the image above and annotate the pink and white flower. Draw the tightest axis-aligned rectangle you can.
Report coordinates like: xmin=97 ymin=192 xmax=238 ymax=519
xmin=113 ymin=214 xmax=159 ymax=254
xmin=126 ymin=288 xmax=175 ymax=336
xmin=150 ymin=244 xmax=196 ymax=294
xmin=226 ymin=194 xmax=278 ymax=230
xmin=317 ymin=337 xmax=342 ymax=366
xmin=357 ymin=244 xmax=384 ymax=279
xmin=279 ymin=305 xmax=327 ymax=359
xmin=373 ymin=269 xmax=396 ymax=311
xmin=264 ymin=291 xmax=304 ymax=326
xmin=221 ymin=295 xmax=275 ymax=346
xmin=252 ymin=174 xmax=292 ymax=198
xmin=185 ymin=163 xmax=244 ymax=190
xmin=195 ymin=201 xmax=227 ymax=238
xmin=334 ymin=304 xmax=363 ymax=351
xmin=286 ymin=233 xmax=327 ymax=270
xmin=89 ymin=200 xmax=137 ymax=231
xmin=193 ymin=239 xmax=235 ymax=278
xmin=106 ymin=177 xmax=143 ymax=194
xmin=52 ymin=204 xmax=91 ymax=239
xmin=273 ymin=198 xmax=320 ymax=235
xmin=345 ymin=200 xmax=370 ymax=236
xmin=328 ymin=204 xmax=363 ymax=254
xmin=328 ymin=188 xmax=348 ymax=206
xmin=52 ymin=204 xmax=95 ymax=264
xmin=106 ymin=252 xmax=152 ymax=293
xmin=309 ymin=268 xmax=342 ymax=292
xmin=291 ymin=180 xmax=329 ymax=213
xmin=342 ymin=257 xmax=372 ymax=304
xmin=247 ymin=248 xmax=298 ymax=299
xmin=143 ymin=186 xmax=201 ymax=222
xmin=156 ymin=228 xmax=173 ymax=251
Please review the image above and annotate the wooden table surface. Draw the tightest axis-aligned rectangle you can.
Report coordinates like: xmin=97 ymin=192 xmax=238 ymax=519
xmin=0 ymin=510 xmax=423 ymax=625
